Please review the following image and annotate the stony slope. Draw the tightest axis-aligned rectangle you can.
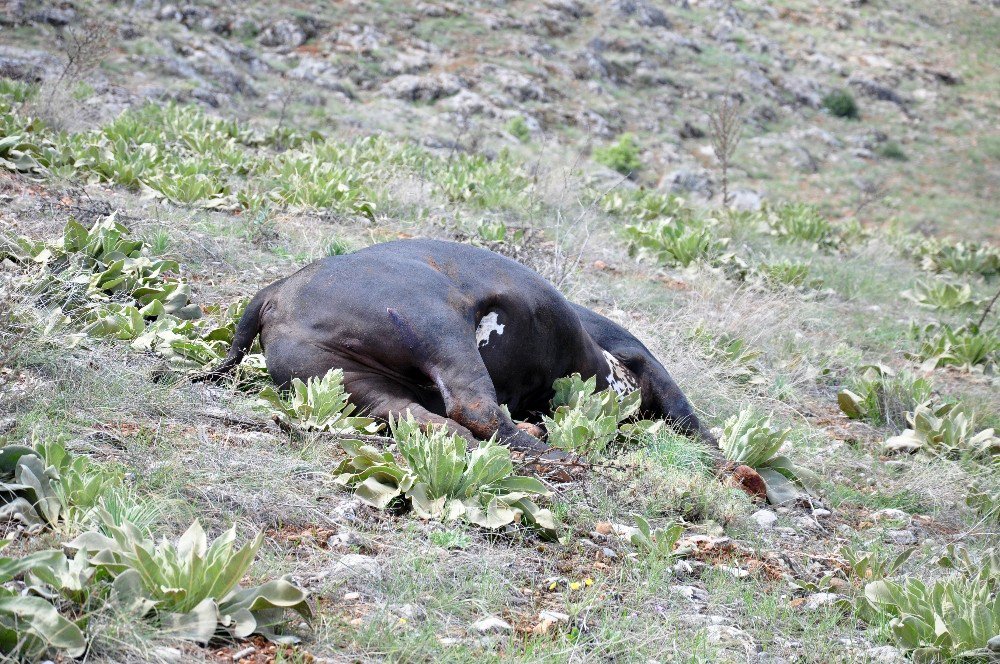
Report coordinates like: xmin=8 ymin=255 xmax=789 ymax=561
xmin=0 ymin=1 xmax=998 ymax=663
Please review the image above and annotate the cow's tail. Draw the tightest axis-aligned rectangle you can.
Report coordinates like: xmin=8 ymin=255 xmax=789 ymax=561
xmin=192 ymin=288 xmax=269 ymax=383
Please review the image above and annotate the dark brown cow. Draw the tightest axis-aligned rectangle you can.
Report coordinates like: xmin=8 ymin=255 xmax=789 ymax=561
xmin=201 ymin=239 xmax=738 ymax=472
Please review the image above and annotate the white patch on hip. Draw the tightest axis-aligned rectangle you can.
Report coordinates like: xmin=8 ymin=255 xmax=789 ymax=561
xmin=602 ymin=350 xmax=639 ymax=398
xmin=476 ymin=311 xmax=505 ymax=347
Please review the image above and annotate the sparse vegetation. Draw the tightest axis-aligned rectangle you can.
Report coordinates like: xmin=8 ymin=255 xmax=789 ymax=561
xmin=1 ymin=2 xmax=996 ymax=660
xmin=333 ymin=416 xmax=559 ymax=537
xmin=837 ymin=364 xmax=933 ymax=427
xmin=593 ymin=133 xmax=642 ymax=176
xmin=822 ymin=89 xmax=859 ymax=119
xmin=717 ymin=409 xmax=817 ymax=504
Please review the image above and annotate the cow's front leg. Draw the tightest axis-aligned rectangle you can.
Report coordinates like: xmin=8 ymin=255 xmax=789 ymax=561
xmin=421 ymin=361 xmax=551 ymax=456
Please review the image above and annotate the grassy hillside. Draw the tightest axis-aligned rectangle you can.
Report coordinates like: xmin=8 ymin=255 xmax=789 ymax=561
xmin=0 ymin=1 xmax=998 ymax=662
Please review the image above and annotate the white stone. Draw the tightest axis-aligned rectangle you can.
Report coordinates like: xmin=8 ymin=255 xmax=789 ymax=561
xmin=473 ymin=616 xmax=513 ymax=634
xmin=751 ymin=509 xmax=778 ymax=529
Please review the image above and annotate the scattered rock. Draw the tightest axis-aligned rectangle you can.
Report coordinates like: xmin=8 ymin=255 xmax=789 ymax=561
xmin=259 ymin=19 xmax=308 ymax=50
xmin=669 ymin=585 xmax=709 ymax=603
xmin=0 ymin=417 xmax=16 ymax=434
xmin=812 ymin=508 xmax=831 ymax=518
xmin=472 ymin=616 xmax=513 ymax=634
xmin=988 ymin=634 xmax=1000 ymax=652
xmin=614 ymin=0 xmax=671 ymax=28
xmin=884 ymin=529 xmax=917 ymax=546
xmin=864 ymin=645 xmax=907 ymax=663
xmin=391 ymin=603 xmax=427 ymax=621
xmin=872 ymin=508 xmax=910 ymax=523
xmin=848 ymin=77 xmax=908 ymax=107
xmin=539 ymin=610 xmax=570 ymax=623
xmin=705 ymin=624 xmax=752 ymax=646
xmin=663 ymin=168 xmax=714 ymax=200
xmin=729 ymin=188 xmax=764 ymax=211
xmin=751 ymin=509 xmax=778 ymax=529
xmin=324 ymin=554 xmax=382 ymax=583
xmin=383 ymin=73 xmax=464 ymax=102
xmin=678 ymin=613 xmax=731 ymax=627
xmin=799 ymin=592 xmax=841 ymax=610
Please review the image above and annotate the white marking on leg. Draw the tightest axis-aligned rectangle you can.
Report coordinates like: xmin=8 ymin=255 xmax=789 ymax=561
xmin=476 ymin=311 xmax=505 ymax=347
xmin=602 ymin=350 xmax=639 ymax=398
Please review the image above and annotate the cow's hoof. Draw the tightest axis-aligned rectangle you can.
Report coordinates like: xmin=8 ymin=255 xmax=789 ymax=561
xmin=515 ymin=421 xmax=545 ymax=439
xmin=725 ymin=464 xmax=767 ymax=501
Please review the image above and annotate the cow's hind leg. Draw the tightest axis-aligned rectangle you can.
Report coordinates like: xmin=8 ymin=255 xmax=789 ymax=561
xmin=342 ymin=373 xmax=478 ymax=441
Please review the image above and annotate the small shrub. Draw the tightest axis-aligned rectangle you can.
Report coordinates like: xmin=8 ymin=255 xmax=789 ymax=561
xmin=69 ymin=515 xmax=311 ymax=644
xmin=878 ymin=141 xmax=907 ymax=161
xmin=863 ymin=572 xmax=997 ymax=661
xmin=258 ymin=369 xmax=381 ymax=434
xmin=766 ymin=203 xmax=836 ymax=247
xmin=435 ymin=151 xmax=533 ymax=210
xmin=323 ymin=237 xmax=352 ymax=256
xmin=718 ymin=409 xmax=817 ymax=504
xmin=883 ymin=401 xmax=999 ymax=460
xmin=0 ymin=543 xmax=86 ymax=659
xmin=900 ymin=279 xmax=978 ymax=311
xmin=629 ymin=516 xmax=684 ymax=560
xmin=623 ymin=218 xmax=724 ymax=267
xmin=505 ymin=116 xmax=531 ymax=142
xmin=908 ymin=238 xmax=1000 ymax=277
xmin=333 ymin=416 xmax=559 ymax=537
xmin=966 ymin=482 xmax=999 ymax=525
xmin=755 ymin=260 xmax=816 ymax=289
xmin=600 ymin=189 xmax=693 ymax=222
xmin=822 ymin=90 xmax=859 ymax=119
xmin=837 ymin=364 xmax=933 ymax=427
xmin=542 ymin=374 xmax=649 ymax=455
xmin=909 ymin=323 xmax=1000 ymax=373
xmin=841 ymin=545 xmax=913 ymax=584
xmin=0 ymin=438 xmax=119 ymax=534
xmin=429 ymin=528 xmax=472 ymax=549
xmin=594 ymin=133 xmax=642 ymax=176
xmin=689 ymin=324 xmax=763 ymax=385
xmin=0 ymin=78 xmax=37 ymax=103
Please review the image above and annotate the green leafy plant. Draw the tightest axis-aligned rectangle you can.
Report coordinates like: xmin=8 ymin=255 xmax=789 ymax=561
xmin=878 ymin=141 xmax=907 ymax=161
xmin=542 ymin=374 xmax=646 ymax=454
xmin=910 ymin=238 xmax=1000 ymax=278
xmin=884 ymin=401 xmax=999 ymax=460
xmin=68 ymin=514 xmax=311 ymax=644
xmin=332 ymin=416 xmax=559 ymax=537
xmin=966 ymin=482 xmax=999 ymax=525
xmin=0 ymin=543 xmax=86 ymax=659
xmin=689 ymin=325 xmax=763 ymax=385
xmin=909 ymin=323 xmax=1000 ymax=373
xmin=837 ymin=364 xmax=933 ymax=426
xmin=754 ymin=260 xmax=819 ymax=289
xmin=629 ymin=515 xmax=683 ymax=560
xmin=429 ymin=528 xmax=473 ymax=549
xmin=594 ymin=133 xmax=642 ymax=176
xmin=258 ymin=368 xmax=380 ymax=434
xmin=599 ymin=189 xmax=693 ymax=222
xmin=0 ymin=79 xmax=37 ymax=103
xmin=901 ymin=279 xmax=979 ymax=311
xmin=434 ymin=151 xmax=533 ymax=211
xmin=717 ymin=409 xmax=817 ymax=504
xmin=841 ymin=545 xmax=913 ymax=584
xmin=766 ymin=203 xmax=836 ymax=247
xmin=863 ymin=572 xmax=997 ymax=661
xmin=475 ymin=220 xmax=523 ymax=243
xmin=623 ymin=218 xmax=724 ymax=267
xmin=822 ymin=90 xmax=859 ymax=119
xmin=505 ymin=116 xmax=531 ymax=143
xmin=0 ymin=439 xmax=118 ymax=534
